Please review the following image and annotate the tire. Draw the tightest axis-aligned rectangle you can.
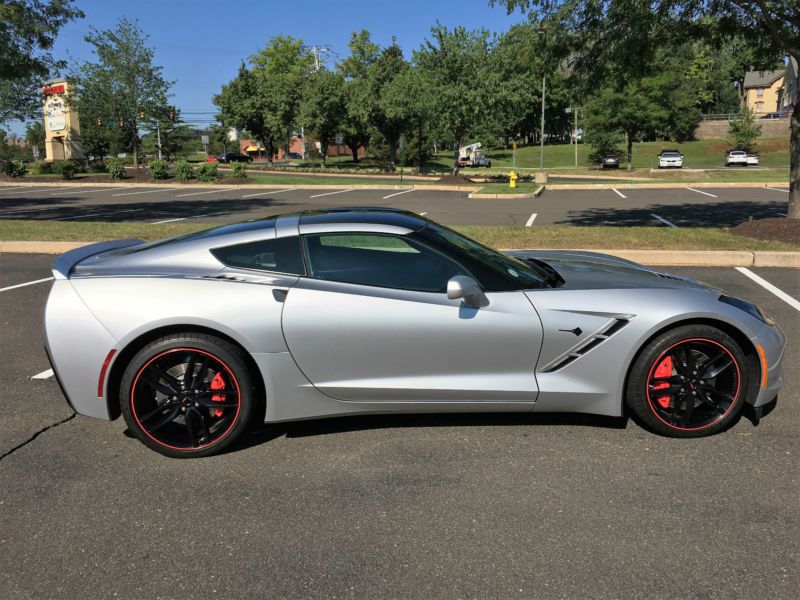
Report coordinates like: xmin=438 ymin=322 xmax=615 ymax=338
xmin=120 ymin=333 xmax=255 ymax=458
xmin=625 ymin=324 xmax=749 ymax=437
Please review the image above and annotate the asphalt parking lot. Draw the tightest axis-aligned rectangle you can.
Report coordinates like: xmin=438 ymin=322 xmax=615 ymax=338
xmin=1 ymin=253 xmax=798 ymax=598
xmin=0 ymin=183 xmax=790 ymax=227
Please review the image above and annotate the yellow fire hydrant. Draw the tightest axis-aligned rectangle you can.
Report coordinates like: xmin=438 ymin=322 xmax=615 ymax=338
xmin=509 ymin=170 xmax=518 ymax=189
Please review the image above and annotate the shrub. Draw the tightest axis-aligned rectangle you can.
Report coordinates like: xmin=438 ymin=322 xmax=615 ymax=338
xmin=89 ymin=161 xmax=107 ymax=173
xmin=3 ymin=160 xmax=28 ymax=178
xmin=175 ymin=159 xmax=194 ymax=182
xmin=231 ymin=161 xmax=247 ymax=178
xmin=728 ymin=108 xmax=762 ymax=153
xmin=196 ymin=162 xmax=219 ymax=182
xmin=31 ymin=160 xmax=53 ymax=175
xmin=54 ymin=160 xmax=79 ymax=180
xmin=588 ymin=131 xmax=623 ymax=164
xmin=106 ymin=158 xmax=126 ymax=180
xmin=149 ymin=159 xmax=169 ymax=180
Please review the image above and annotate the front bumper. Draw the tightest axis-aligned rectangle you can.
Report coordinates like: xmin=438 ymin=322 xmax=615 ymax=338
xmin=750 ymin=323 xmax=787 ymax=407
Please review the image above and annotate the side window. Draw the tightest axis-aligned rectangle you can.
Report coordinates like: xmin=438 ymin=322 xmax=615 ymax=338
xmin=303 ymin=233 xmax=470 ymax=292
xmin=211 ymin=236 xmax=305 ymax=275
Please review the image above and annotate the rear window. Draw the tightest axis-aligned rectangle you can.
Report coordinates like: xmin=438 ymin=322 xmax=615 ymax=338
xmin=211 ymin=236 xmax=305 ymax=275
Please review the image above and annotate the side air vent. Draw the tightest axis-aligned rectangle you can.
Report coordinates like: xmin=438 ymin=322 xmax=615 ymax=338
xmin=540 ymin=316 xmax=632 ymax=373
xmin=654 ymin=272 xmax=685 ymax=281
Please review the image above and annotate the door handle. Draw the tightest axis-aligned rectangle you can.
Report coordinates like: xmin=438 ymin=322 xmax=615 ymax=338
xmin=272 ymin=289 xmax=288 ymax=302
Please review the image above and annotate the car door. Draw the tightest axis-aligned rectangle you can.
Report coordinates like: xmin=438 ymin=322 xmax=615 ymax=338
xmin=281 ymin=232 xmax=543 ymax=404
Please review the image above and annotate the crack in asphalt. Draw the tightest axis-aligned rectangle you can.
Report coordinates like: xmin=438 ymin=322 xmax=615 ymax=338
xmin=0 ymin=412 xmax=76 ymax=462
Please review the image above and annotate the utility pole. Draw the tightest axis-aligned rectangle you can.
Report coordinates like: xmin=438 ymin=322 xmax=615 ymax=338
xmin=156 ymin=121 xmax=162 ymax=160
xmin=540 ymin=75 xmax=546 ymax=170
xmin=574 ymin=107 xmax=578 ymax=168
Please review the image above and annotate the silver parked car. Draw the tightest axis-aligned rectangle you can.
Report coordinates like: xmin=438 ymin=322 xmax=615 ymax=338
xmin=45 ymin=209 xmax=786 ymax=457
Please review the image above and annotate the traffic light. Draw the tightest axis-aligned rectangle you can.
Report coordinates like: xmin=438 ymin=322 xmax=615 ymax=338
xmin=139 ymin=110 xmax=145 ymax=119
xmin=96 ymin=118 xmax=102 ymax=126
xmin=167 ymin=106 xmax=175 ymax=122
xmin=118 ymin=116 xmax=125 ymax=128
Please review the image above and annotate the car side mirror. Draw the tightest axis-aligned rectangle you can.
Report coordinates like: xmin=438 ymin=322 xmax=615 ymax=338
xmin=447 ymin=275 xmax=489 ymax=308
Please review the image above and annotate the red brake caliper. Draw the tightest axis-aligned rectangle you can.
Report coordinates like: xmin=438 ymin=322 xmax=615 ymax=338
xmin=210 ymin=372 xmax=226 ymax=417
xmin=653 ymin=356 xmax=673 ymax=408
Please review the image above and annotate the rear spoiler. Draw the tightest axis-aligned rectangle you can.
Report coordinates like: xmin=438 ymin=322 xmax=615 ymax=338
xmin=52 ymin=239 xmax=144 ymax=279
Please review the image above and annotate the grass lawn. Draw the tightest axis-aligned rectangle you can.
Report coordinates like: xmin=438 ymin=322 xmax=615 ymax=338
xmin=477 ymin=182 xmax=542 ymax=194
xmin=428 ymin=138 xmax=790 ymax=172
xmin=3 ymin=220 xmax=796 ymax=251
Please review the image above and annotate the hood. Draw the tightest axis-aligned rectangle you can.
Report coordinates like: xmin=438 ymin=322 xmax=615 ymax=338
xmin=510 ymin=250 xmax=717 ymax=292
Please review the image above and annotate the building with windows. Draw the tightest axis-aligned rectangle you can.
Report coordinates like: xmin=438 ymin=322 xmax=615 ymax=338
xmin=742 ymin=69 xmax=786 ymax=115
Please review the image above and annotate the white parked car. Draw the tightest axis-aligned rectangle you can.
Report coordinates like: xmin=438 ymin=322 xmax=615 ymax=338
xmin=725 ymin=150 xmax=749 ymax=167
xmin=746 ymin=154 xmax=759 ymax=166
xmin=658 ymin=150 xmax=683 ymax=168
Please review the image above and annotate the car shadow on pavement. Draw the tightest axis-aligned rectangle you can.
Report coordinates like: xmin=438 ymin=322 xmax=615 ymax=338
xmin=228 ymin=412 xmax=630 ymax=453
xmin=559 ymin=200 xmax=787 ymax=228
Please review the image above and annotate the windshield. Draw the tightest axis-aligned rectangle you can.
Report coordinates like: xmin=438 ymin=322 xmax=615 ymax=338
xmin=662 ymin=152 xmax=680 ymax=157
xmin=414 ymin=222 xmax=548 ymax=291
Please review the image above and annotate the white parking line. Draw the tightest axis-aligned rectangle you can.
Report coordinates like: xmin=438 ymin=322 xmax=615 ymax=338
xmin=650 ymin=213 xmax=678 ymax=228
xmin=525 ymin=213 xmax=538 ymax=227
xmin=0 ymin=187 xmax=63 ymax=195
xmin=764 ymin=187 xmax=789 ymax=193
xmin=686 ymin=187 xmax=718 ymax=198
xmin=734 ymin=268 xmax=800 ymax=313
xmin=241 ymin=188 xmax=294 ymax=198
xmin=53 ymin=208 xmax=141 ymax=221
xmin=309 ymin=189 xmax=354 ymax=198
xmin=31 ymin=369 xmax=54 ymax=380
xmin=0 ymin=187 xmax=20 ymax=191
xmin=151 ymin=210 xmax=228 ymax=225
xmin=382 ymin=189 xmax=414 ymax=200
xmin=0 ymin=277 xmax=54 ymax=293
xmin=111 ymin=188 xmax=170 ymax=197
xmin=611 ymin=188 xmax=627 ymax=198
xmin=175 ymin=188 xmax=237 ymax=198
xmin=49 ymin=187 xmax=120 ymax=196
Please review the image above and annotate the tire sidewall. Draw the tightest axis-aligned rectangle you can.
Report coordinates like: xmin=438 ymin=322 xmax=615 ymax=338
xmin=120 ymin=334 xmax=253 ymax=458
xmin=626 ymin=325 xmax=750 ymax=437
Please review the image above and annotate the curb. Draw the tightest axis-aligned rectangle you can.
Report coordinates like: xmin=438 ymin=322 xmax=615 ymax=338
xmin=0 ymin=181 xmax=478 ymax=193
xmin=467 ymin=185 xmax=545 ymax=200
xmin=3 ymin=240 xmax=797 ymax=267
xmin=548 ymin=181 xmax=788 ymax=191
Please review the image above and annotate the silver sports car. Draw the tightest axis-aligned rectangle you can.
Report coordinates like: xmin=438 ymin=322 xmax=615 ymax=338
xmin=44 ymin=208 xmax=786 ymax=457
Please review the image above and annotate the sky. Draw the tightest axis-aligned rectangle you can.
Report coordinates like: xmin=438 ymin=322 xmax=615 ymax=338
xmin=8 ymin=0 xmax=528 ymax=136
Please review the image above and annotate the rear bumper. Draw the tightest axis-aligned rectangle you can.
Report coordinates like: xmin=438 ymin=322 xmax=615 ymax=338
xmin=44 ymin=279 xmax=118 ymax=420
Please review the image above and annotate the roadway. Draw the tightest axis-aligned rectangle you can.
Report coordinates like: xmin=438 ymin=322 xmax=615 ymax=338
xmin=0 ymin=183 xmax=790 ymax=228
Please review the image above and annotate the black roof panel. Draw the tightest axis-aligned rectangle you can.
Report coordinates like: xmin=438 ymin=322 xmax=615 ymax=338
xmin=299 ymin=207 xmax=428 ymax=230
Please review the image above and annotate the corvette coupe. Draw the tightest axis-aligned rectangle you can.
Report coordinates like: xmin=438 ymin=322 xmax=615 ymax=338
xmin=44 ymin=208 xmax=785 ymax=457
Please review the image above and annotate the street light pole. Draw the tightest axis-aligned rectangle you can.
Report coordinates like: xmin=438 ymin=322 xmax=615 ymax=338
xmin=574 ymin=107 xmax=578 ymax=168
xmin=540 ymin=75 xmax=546 ymax=170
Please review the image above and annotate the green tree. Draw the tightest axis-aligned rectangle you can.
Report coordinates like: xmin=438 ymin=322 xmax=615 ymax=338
xmin=366 ymin=41 xmax=413 ymax=169
xmin=70 ymin=18 xmax=172 ymax=169
xmin=0 ymin=0 xmax=83 ymax=124
xmin=215 ymin=63 xmax=278 ymax=163
xmin=492 ymin=0 xmax=800 ymax=216
xmin=24 ymin=121 xmax=45 ymax=151
xmin=585 ymin=82 xmax=669 ymax=169
xmin=216 ymin=37 xmax=311 ymax=165
xmin=337 ymin=30 xmax=380 ymax=162
xmin=300 ymin=70 xmax=346 ymax=164
xmin=415 ymin=24 xmax=496 ymax=174
xmin=728 ymin=108 xmax=762 ymax=153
